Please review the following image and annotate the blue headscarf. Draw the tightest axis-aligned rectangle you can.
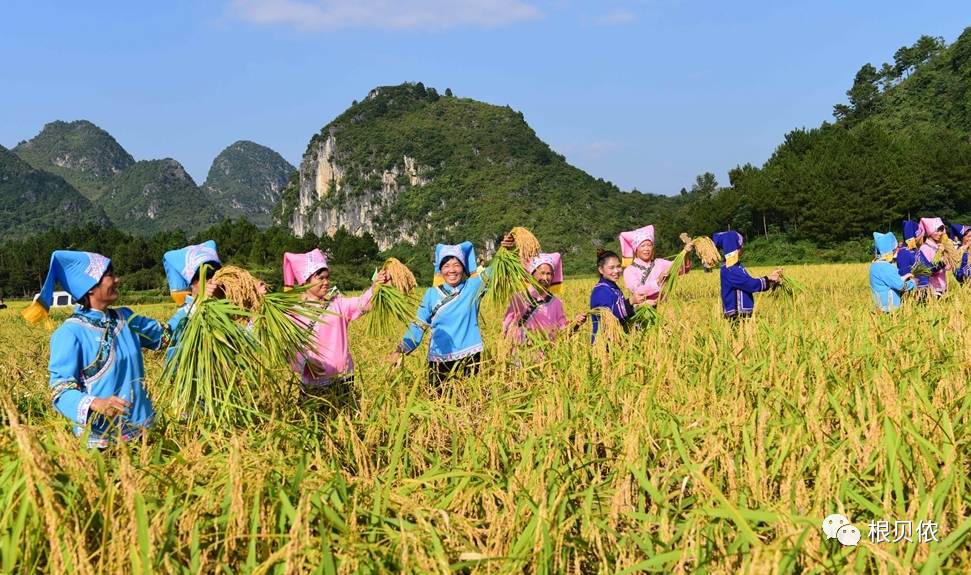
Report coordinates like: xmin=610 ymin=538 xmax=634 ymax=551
xmin=949 ymin=223 xmax=970 ymax=242
xmin=163 ymin=240 xmax=220 ymax=304
xmin=902 ymin=220 xmax=919 ymax=249
xmin=713 ymin=231 xmax=743 ymax=266
xmin=433 ymin=242 xmax=478 ymax=287
xmin=873 ymin=232 xmax=898 ymax=261
xmin=22 ymin=250 xmax=111 ymax=327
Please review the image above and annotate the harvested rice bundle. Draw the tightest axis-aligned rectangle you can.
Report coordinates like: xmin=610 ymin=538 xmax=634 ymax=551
xmin=212 ymin=266 xmax=263 ymax=313
xmin=158 ymin=296 xmax=264 ymax=425
xmin=772 ymin=273 xmax=806 ymax=299
xmin=253 ymin=289 xmax=320 ymax=366
xmin=937 ymin=236 xmax=962 ymax=269
xmin=911 ymin=260 xmax=934 ymax=278
xmin=486 ymin=226 xmax=543 ymax=307
xmin=367 ymin=258 xmax=419 ymax=337
xmin=661 ymin=249 xmax=689 ymax=299
xmin=589 ymin=307 xmax=624 ymax=345
xmin=689 ymin=235 xmax=722 ymax=268
xmin=628 ymin=302 xmax=661 ymax=329
xmin=510 ymin=226 xmax=541 ymax=262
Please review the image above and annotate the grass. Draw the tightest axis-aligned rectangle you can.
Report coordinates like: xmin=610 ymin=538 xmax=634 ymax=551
xmin=1 ymin=263 xmax=970 ymax=573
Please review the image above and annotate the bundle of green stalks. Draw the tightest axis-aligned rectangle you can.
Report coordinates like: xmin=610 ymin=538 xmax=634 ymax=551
xmin=772 ymin=274 xmax=806 ymax=299
xmin=367 ymin=258 xmax=419 ymax=337
xmin=253 ymin=289 xmax=320 ymax=367
xmin=628 ymin=302 xmax=661 ymax=329
xmin=911 ymin=260 xmax=934 ymax=278
xmin=158 ymin=295 xmax=265 ymax=426
xmin=487 ymin=228 xmax=543 ymax=308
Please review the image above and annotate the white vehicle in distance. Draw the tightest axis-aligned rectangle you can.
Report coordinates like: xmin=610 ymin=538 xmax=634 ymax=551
xmin=33 ymin=291 xmax=75 ymax=307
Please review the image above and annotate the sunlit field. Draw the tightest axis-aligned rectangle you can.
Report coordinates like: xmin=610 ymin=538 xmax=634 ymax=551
xmin=2 ymin=263 xmax=970 ymax=573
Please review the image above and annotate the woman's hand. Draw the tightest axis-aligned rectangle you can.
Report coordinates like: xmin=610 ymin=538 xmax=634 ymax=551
xmin=90 ymin=396 xmax=130 ymax=418
xmin=387 ymin=351 xmax=404 ymax=367
xmin=768 ymin=269 xmax=783 ymax=283
xmin=204 ymin=281 xmax=218 ymax=298
xmin=630 ymin=291 xmax=649 ymax=305
xmin=375 ymin=270 xmax=390 ymax=286
xmin=500 ymin=234 xmax=515 ymax=249
xmin=573 ymin=313 xmax=587 ymax=325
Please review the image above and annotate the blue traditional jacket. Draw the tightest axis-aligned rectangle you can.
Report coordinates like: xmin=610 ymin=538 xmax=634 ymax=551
xmin=719 ymin=264 xmax=770 ymax=318
xmin=869 ymin=260 xmax=915 ymax=312
xmin=399 ymin=271 xmax=491 ymax=362
xmin=48 ymin=306 xmax=169 ymax=447
xmin=896 ymin=248 xmax=916 ymax=278
xmin=589 ymin=277 xmax=633 ymax=342
xmin=955 ymin=251 xmax=970 ymax=284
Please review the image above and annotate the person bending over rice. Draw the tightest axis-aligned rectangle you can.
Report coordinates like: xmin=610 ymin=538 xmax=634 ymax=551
xmin=869 ymin=232 xmax=916 ymax=312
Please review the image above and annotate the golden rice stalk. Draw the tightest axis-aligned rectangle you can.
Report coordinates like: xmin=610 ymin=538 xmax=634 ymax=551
xmin=382 ymin=257 xmax=417 ymax=293
xmin=368 ymin=258 xmax=421 ymax=337
xmin=691 ymin=236 xmax=722 ymax=268
xmin=938 ymin=236 xmax=962 ymax=270
xmin=589 ymin=307 xmax=624 ymax=344
xmin=510 ymin=226 xmax=541 ymax=262
xmin=212 ymin=266 xmax=263 ymax=313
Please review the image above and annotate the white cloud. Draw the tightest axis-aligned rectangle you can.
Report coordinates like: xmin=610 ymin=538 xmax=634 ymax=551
xmin=227 ymin=0 xmax=543 ymax=30
xmin=590 ymin=8 xmax=637 ymax=26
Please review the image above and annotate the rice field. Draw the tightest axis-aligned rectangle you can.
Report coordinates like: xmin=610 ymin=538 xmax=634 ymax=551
xmin=1 ymin=263 xmax=970 ymax=573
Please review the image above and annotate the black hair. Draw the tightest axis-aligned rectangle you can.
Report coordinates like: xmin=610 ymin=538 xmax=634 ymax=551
xmin=190 ymin=261 xmax=222 ymax=285
xmin=439 ymin=255 xmax=465 ymax=272
xmin=596 ymin=248 xmax=620 ymax=268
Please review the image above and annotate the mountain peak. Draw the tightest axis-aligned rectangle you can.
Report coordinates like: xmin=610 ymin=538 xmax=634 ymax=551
xmin=13 ymin=119 xmax=134 ymax=200
xmin=203 ymin=141 xmax=295 ymax=229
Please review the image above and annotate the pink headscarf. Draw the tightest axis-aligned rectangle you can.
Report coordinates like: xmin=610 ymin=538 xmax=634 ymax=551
xmin=918 ymin=217 xmax=945 ymax=238
xmin=618 ymin=225 xmax=655 ymax=260
xmin=527 ymin=252 xmax=563 ymax=294
xmin=283 ymin=249 xmax=328 ymax=288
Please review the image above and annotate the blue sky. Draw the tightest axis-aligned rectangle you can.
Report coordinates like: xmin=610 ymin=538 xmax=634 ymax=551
xmin=2 ymin=1 xmax=969 ymax=195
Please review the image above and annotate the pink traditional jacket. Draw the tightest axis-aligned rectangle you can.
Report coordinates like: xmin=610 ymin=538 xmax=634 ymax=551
xmin=502 ymin=287 xmax=568 ymax=344
xmin=622 ymin=257 xmax=674 ymax=304
xmin=292 ymin=288 xmax=373 ymax=386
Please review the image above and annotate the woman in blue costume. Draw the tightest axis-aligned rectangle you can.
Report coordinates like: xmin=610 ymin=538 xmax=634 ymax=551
xmin=163 ymin=240 xmax=221 ymax=363
xmin=712 ymin=231 xmax=781 ymax=320
xmin=869 ymin=232 xmax=916 ymax=312
xmin=390 ymin=237 xmax=513 ymax=386
xmin=949 ymin=224 xmax=971 ymax=285
xmin=589 ymin=248 xmax=648 ymax=343
xmin=22 ymin=251 xmax=171 ymax=448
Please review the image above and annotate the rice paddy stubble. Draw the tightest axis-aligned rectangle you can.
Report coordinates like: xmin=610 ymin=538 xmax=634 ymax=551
xmin=0 ymin=264 xmax=970 ymax=572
